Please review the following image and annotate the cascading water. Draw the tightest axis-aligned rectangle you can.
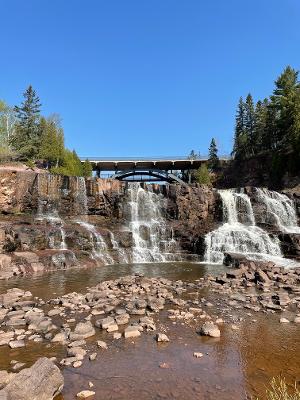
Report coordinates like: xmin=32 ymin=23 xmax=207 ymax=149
xmin=255 ymin=188 xmax=300 ymax=233
xmin=36 ymin=174 xmax=67 ymax=250
xmin=109 ymin=231 xmax=129 ymax=264
xmin=203 ymin=189 xmax=296 ymax=266
xmin=127 ymin=183 xmax=182 ymax=263
xmin=75 ymin=221 xmax=114 ymax=264
xmin=74 ymin=178 xmax=130 ymax=264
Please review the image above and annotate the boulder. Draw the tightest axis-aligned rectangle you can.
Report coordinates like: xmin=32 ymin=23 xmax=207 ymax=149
xmin=156 ymin=333 xmax=169 ymax=342
xmin=199 ymin=322 xmax=221 ymax=338
xmin=0 ymin=357 xmax=63 ymax=400
xmin=69 ymin=321 xmax=95 ymax=341
xmin=124 ymin=326 xmax=141 ymax=339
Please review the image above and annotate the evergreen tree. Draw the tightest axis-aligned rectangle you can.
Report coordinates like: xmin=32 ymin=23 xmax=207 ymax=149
xmin=82 ymin=159 xmax=93 ymax=177
xmin=270 ymin=66 xmax=300 ymax=149
xmin=253 ymin=99 xmax=268 ymax=151
xmin=208 ymin=138 xmax=219 ymax=171
xmin=51 ymin=149 xmax=83 ymax=176
xmin=11 ymin=86 xmax=42 ymax=159
xmin=188 ymin=149 xmax=200 ymax=160
xmin=195 ymin=164 xmax=211 ymax=185
xmin=232 ymin=97 xmax=247 ymax=159
xmin=39 ymin=116 xmax=65 ymax=168
xmin=244 ymin=93 xmax=255 ymax=155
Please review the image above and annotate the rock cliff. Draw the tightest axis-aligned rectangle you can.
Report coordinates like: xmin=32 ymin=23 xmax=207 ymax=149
xmin=0 ymin=169 xmax=221 ymax=279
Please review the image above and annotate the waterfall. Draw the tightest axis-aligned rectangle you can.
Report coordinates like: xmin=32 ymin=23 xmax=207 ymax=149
xmin=109 ymin=231 xmax=129 ymax=264
xmin=203 ymin=189 xmax=295 ymax=266
xmin=36 ymin=174 xmax=68 ymax=250
xmin=127 ymin=183 xmax=182 ymax=263
xmin=255 ymin=188 xmax=300 ymax=233
xmin=75 ymin=221 xmax=115 ymax=264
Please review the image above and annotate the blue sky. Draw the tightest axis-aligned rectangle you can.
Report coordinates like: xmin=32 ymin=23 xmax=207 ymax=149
xmin=1 ymin=0 xmax=300 ymax=157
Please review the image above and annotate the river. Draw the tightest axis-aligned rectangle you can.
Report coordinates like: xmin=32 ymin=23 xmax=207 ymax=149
xmin=1 ymin=262 xmax=300 ymax=399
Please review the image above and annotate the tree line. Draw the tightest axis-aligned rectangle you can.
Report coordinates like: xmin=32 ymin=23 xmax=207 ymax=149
xmin=232 ymin=66 xmax=300 ymax=166
xmin=0 ymin=86 xmax=92 ymax=177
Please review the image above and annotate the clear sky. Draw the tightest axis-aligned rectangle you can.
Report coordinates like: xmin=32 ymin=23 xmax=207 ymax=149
xmin=1 ymin=0 xmax=300 ymax=157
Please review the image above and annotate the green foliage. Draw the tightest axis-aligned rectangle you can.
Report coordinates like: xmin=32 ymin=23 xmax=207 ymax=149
xmin=0 ymin=145 xmax=17 ymax=163
xmin=195 ymin=164 xmax=211 ymax=185
xmin=39 ymin=116 xmax=64 ymax=167
xmin=10 ymin=85 xmax=42 ymax=160
xmin=82 ymin=159 xmax=93 ymax=177
xmin=208 ymin=138 xmax=219 ymax=171
xmin=257 ymin=377 xmax=300 ymax=400
xmin=51 ymin=149 xmax=83 ymax=177
xmin=232 ymin=66 xmax=300 ymax=167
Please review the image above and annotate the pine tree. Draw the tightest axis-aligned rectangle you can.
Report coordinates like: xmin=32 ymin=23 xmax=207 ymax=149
xmin=208 ymin=138 xmax=219 ymax=171
xmin=270 ymin=66 xmax=300 ymax=149
xmin=244 ymin=93 xmax=255 ymax=155
xmin=11 ymin=85 xmax=42 ymax=159
xmin=232 ymin=97 xmax=247 ymax=159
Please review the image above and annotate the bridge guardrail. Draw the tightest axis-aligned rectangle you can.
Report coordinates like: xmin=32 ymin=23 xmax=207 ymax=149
xmin=80 ymin=155 xmax=231 ymax=161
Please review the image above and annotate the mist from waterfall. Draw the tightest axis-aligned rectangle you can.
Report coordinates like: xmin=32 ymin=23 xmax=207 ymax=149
xmin=204 ymin=189 xmax=300 ymax=267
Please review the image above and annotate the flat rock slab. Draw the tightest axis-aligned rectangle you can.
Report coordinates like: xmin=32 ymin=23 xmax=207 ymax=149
xmin=124 ymin=326 xmax=141 ymax=339
xmin=0 ymin=357 xmax=63 ymax=400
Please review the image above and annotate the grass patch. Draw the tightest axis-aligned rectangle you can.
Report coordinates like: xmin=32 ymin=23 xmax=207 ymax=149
xmin=258 ymin=378 xmax=300 ymax=400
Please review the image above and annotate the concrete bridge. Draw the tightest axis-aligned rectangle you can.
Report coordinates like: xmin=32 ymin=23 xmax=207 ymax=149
xmin=80 ymin=156 xmax=231 ymax=183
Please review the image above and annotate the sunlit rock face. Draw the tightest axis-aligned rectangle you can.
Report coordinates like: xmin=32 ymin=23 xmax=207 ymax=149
xmin=0 ymin=168 xmax=299 ymax=279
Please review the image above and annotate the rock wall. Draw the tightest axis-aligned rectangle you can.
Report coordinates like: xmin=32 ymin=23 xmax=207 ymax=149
xmin=0 ymin=169 xmax=221 ymax=279
xmin=165 ymin=184 xmax=222 ymax=254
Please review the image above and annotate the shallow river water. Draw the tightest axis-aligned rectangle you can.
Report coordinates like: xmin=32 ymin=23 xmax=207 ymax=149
xmin=1 ymin=262 xmax=300 ymax=400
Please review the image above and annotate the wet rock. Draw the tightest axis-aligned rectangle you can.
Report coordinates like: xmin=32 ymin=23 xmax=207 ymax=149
xmin=280 ymin=317 xmax=290 ymax=323
xmin=96 ymin=317 xmax=114 ymax=330
xmin=73 ymin=361 xmax=82 ymax=368
xmin=11 ymin=362 xmax=26 ymax=372
xmin=193 ymin=352 xmax=203 ymax=358
xmin=76 ymin=390 xmax=95 ymax=398
xmin=113 ymin=332 xmax=122 ymax=339
xmin=106 ymin=323 xmax=118 ymax=333
xmin=51 ymin=331 xmax=68 ymax=343
xmin=67 ymin=347 xmax=86 ymax=360
xmin=124 ymin=326 xmax=141 ymax=338
xmin=89 ymin=353 xmax=97 ymax=361
xmin=115 ymin=313 xmax=129 ymax=325
xmin=97 ymin=340 xmax=108 ymax=349
xmin=156 ymin=333 xmax=169 ymax=342
xmin=9 ymin=340 xmax=25 ymax=349
xmin=0 ymin=357 xmax=63 ymax=400
xmin=69 ymin=322 xmax=95 ymax=341
xmin=199 ymin=322 xmax=221 ymax=338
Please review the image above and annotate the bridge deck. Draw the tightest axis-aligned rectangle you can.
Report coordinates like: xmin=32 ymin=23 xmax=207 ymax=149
xmin=80 ymin=156 xmax=230 ymax=171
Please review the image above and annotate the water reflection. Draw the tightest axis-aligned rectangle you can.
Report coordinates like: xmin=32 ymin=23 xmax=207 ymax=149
xmin=0 ymin=262 xmax=225 ymax=299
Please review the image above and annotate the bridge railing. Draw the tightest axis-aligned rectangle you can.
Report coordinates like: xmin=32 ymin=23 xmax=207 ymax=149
xmin=80 ymin=155 xmax=231 ymax=161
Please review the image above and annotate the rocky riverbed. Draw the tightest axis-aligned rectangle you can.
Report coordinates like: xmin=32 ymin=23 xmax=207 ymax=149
xmin=1 ymin=261 xmax=300 ymax=399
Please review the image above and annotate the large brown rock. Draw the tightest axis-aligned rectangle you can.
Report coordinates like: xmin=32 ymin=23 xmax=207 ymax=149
xmin=0 ymin=357 xmax=63 ymax=400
